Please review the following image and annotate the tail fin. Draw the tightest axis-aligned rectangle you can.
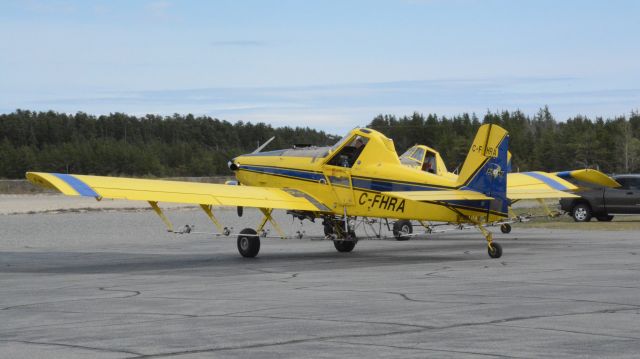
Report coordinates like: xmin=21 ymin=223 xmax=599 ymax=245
xmin=456 ymin=124 xmax=510 ymax=216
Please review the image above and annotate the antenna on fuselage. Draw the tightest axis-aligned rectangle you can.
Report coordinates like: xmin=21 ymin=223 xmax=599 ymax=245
xmin=252 ymin=136 xmax=275 ymax=154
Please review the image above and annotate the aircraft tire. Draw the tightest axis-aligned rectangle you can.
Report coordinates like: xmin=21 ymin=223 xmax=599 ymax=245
xmin=237 ymin=228 xmax=260 ymax=258
xmin=393 ymin=220 xmax=412 ymax=241
xmin=333 ymin=239 xmax=357 ymax=253
xmin=500 ymin=223 xmax=511 ymax=234
xmin=488 ymin=242 xmax=502 ymax=258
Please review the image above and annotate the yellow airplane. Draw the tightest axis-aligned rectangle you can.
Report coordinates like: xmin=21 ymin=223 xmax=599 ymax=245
xmin=26 ymin=124 xmax=617 ymax=259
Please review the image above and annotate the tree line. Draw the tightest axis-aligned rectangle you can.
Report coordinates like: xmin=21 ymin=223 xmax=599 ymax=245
xmin=0 ymin=110 xmax=338 ymax=178
xmin=1 ymin=107 xmax=639 ymax=179
xmin=370 ymin=107 xmax=640 ymax=174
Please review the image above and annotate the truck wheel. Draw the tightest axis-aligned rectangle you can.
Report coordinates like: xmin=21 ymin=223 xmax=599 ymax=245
xmin=572 ymin=203 xmax=592 ymax=222
xmin=596 ymin=215 xmax=614 ymax=222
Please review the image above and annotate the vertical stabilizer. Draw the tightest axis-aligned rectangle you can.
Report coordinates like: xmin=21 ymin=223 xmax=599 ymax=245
xmin=456 ymin=124 xmax=509 ymax=216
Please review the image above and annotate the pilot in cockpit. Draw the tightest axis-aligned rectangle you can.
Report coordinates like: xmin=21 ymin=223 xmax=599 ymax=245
xmin=422 ymin=153 xmax=436 ymax=174
xmin=349 ymin=137 xmax=366 ymax=166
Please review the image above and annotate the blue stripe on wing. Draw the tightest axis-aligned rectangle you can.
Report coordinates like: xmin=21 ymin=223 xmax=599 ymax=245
xmin=522 ymin=172 xmax=569 ymax=191
xmin=53 ymin=173 xmax=100 ymax=197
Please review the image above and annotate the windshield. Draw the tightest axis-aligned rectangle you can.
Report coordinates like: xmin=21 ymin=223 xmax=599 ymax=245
xmin=399 ymin=146 xmax=417 ymax=159
xmin=329 ymin=133 xmax=354 ymax=153
xmin=400 ymin=146 xmax=423 ymax=164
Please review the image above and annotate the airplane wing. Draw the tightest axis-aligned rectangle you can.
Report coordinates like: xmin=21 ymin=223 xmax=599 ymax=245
xmin=383 ymin=190 xmax=493 ymax=202
xmin=26 ymin=172 xmax=328 ymax=212
xmin=508 ymin=172 xmax=583 ymax=200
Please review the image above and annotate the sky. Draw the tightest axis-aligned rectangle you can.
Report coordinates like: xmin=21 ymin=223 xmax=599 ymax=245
xmin=1 ymin=0 xmax=639 ymax=134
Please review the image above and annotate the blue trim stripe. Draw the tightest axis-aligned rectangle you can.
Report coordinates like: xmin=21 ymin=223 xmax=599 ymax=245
xmin=555 ymin=171 xmax=572 ymax=179
xmin=240 ymin=165 xmax=506 ymax=214
xmin=351 ymin=177 xmax=439 ymax=192
xmin=522 ymin=172 xmax=569 ymax=191
xmin=241 ymin=165 xmax=325 ymax=181
xmin=53 ymin=173 xmax=100 ymax=197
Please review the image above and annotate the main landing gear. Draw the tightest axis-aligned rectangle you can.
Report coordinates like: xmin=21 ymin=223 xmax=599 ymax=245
xmin=393 ymin=220 xmax=413 ymax=241
xmin=237 ymin=228 xmax=260 ymax=258
xmin=323 ymin=217 xmax=358 ymax=253
xmin=235 ymin=208 xmax=286 ymax=258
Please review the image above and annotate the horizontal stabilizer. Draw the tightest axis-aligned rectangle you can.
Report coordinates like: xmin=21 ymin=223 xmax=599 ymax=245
xmin=555 ymin=169 xmax=620 ymax=188
xmin=384 ymin=190 xmax=493 ymax=202
xmin=26 ymin=172 xmax=326 ymax=212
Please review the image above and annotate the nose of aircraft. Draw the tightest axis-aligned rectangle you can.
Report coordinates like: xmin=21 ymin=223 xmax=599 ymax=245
xmin=228 ymin=160 xmax=239 ymax=171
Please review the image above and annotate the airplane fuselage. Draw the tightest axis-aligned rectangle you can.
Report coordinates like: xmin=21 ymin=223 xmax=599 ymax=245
xmin=231 ymin=128 xmax=506 ymax=223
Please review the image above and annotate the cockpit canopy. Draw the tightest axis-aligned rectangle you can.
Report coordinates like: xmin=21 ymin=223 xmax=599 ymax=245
xmin=399 ymin=145 xmax=449 ymax=176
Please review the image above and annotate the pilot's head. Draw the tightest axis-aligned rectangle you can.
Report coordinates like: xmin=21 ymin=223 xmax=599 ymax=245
xmin=355 ymin=138 xmax=364 ymax=148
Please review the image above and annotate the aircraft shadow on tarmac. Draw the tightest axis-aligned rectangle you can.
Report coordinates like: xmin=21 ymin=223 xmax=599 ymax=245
xmin=0 ymin=241 xmax=496 ymax=274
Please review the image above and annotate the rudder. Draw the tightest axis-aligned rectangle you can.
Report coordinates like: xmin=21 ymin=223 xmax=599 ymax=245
xmin=456 ymin=124 xmax=509 ymax=216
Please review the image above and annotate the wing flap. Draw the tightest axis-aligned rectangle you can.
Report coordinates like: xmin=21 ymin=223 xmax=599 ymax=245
xmin=26 ymin=172 xmax=324 ymax=212
xmin=384 ymin=190 xmax=493 ymax=202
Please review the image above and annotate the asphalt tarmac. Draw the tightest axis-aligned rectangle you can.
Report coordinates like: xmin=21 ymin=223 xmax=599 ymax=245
xmin=1 ymin=208 xmax=639 ymax=358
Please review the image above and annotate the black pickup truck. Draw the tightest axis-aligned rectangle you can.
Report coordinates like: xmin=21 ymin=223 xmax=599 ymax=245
xmin=559 ymin=174 xmax=640 ymax=222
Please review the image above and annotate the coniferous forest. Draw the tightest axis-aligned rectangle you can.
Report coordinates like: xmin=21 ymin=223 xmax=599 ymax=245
xmin=1 ymin=107 xmax=639 ymax=179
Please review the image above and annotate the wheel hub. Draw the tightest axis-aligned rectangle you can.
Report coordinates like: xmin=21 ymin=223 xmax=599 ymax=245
xmin=240 ymin=237 xmax=249 ymax=251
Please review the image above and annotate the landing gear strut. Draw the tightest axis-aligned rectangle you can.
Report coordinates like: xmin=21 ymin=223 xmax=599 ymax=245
xmin=324 ymin=217 xmax=358 ymax=253
xmin=477 ymin=224 xmax=502 ymax=259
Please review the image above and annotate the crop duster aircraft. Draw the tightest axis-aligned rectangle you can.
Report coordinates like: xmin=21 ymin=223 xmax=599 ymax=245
xmin=26 ymin=124 xmax=617 ymax=259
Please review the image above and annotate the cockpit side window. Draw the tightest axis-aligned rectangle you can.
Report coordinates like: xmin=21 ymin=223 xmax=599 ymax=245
xmin=423 ymin=151 xmax=437 ymax=173
xmin=326 ymin=136 xmax=369 ymax=168
xmin=400 ymin=146 xmax=417 ymax=159
xmin=410 ymin=148 xmax=425 ymax=162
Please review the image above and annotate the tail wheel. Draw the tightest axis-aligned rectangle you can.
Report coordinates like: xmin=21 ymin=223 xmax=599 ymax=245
xmin=488 ymin=242 xmax=503 ymax=258
xmin=500 ymin=223 xmax=511 ymax=234
xmin=393 ymin=220 xmax=413 ymax=241
xmin=572 ymin=203 xmax=592 ymax=222
xmin=237 ymin=228 xmax=260 ymax=258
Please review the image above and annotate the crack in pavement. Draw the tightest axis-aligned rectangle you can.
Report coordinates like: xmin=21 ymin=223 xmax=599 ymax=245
xmin=99 ymin=287 xmax=141 ymax=298
xmin=491 ymin=323 xmax=640 ymax=340
xmin=143 ymin=304 xmax=639 ymax=358
xmin=130 ymin=327 xmax=426 ymax=358
xmin=0 ymin=305 xmax=298 ymax=336
xmin=1 ymin=286 xmax=141 ymax=311
xmin=0 ymin=309 xmax=199 ymax=335
xmin=325 ymin=339 xmax=527 ymax=358
xmin=442 ymin=292 xmax=640 ymax=309
xmin=128 ymin=303 xmax=632 ymax=359
xmin=296 ymin=287 xmax=492 ymax=305
xmin=0 ymin=339 xmax=142 ymax=356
